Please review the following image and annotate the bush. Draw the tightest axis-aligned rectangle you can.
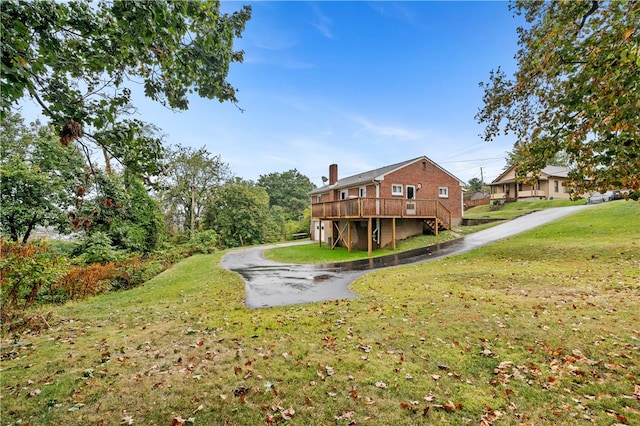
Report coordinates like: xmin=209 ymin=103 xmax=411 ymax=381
xmin=50 ymin=262 xmax=118 ymax=301
xmin=0 ymin=239 xmax=66 ymax=323
xmin=71 ymin=232 xmax=122 ymax=264
xmin=187 ymin=230 xmax=219 ymax=254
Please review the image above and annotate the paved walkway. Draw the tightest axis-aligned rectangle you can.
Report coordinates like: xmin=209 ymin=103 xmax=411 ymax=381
xmin=219 ymin=205 xmax=591 ymax=308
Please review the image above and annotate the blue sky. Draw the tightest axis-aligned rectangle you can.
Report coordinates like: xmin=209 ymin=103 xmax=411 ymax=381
xmin=201 ymin=0 xmax=524 ymax=186
xmin=26 ymin=1 xmax=525 ymax=187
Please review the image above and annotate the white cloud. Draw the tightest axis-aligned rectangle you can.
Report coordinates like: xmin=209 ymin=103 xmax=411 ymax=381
xmin=309 ymin=3 xmax=335 ymax=39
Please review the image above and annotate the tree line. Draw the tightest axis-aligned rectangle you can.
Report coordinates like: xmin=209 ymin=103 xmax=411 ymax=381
xmin=1 ymin=111 xmax=315 ymax=250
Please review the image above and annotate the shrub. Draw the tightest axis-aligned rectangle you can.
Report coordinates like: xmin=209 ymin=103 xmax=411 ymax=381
xmin=50 ymin=262 xmax=118 ymax=301
xmin=187 ymin=230 xmax=219 ymax=254
xmin=71 ymin=232 xmax=122 ymax=264
xmin=0 ymin=239 xmax=66 ymax=323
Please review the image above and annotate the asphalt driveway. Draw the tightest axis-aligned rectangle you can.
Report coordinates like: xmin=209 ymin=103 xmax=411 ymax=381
xmin=219 ymin=205 xmax=590 ymax=308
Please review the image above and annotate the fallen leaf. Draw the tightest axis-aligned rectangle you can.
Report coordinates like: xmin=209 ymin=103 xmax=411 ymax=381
xmin=326 ymin=366 xmax=335 ymax=376
xmin=27 ymin=389 xmax=41 ymax=398
xmin=335 ymin=411 xmax=355 ymax=421
xmin=281 ymin=407 xmax=295 ymax=420
xmin=171 ymin=417 xmax=185 ymax=426
xmin=443 ymin=401 xmax=456 ymax=412
xmin=375 ymin=381 xmax=387 ymax=389
xmin=431 ymin=374 xmax=441 ymax=381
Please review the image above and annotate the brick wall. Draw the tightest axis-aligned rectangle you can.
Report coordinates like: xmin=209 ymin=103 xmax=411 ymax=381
xmin=379 ymin=159 xmax=462 ymax=223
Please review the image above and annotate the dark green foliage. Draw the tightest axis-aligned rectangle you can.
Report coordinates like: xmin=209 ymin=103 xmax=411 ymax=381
xmin=257 ymin=169 xmax=316 ymax=221
xmin=203 ymin=178 xmax=271 ymax=248
xmin=1 ymin=0 xmax=251 ymax=176
xmin=72 ymin=170 xmax=165 ymax=253
xmin=477 ymin=1 xmax=639 ymax=193
xmin=71 ymin=232 xmax=122 ymax=265
xmin=159 ymin=144 xmax=231 ymax=237
xmin=187 ymin=230 xmax=219 ymax=254
xmin=0 ymin=112 xmax=86 ymax=243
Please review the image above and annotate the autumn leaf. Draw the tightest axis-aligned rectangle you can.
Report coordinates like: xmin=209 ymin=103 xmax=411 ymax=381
xmin=280 ymin=407 xmax=295 ymax=420
xmin=326 ymin=366 xmax=335 ymax=376
xmin=375 ymin=381 xmax=387 ymax=389
xmin=171 ymin=417 xmax=185 ymax=426
xmin=335 ymin=411 xmax=355 ymax=421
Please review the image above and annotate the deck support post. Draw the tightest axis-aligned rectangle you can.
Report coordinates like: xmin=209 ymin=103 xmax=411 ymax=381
xmin=367 ymin=217 xmax=372 ymax=257
xmin=392 ymin=217 xmax=396 ymax=250
xmin=347 ymin=221 xmax=352 ymax=253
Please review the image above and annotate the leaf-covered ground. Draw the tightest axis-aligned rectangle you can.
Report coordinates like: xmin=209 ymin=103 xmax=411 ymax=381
xmin=2 ymin=201 xmax=639 ymax=425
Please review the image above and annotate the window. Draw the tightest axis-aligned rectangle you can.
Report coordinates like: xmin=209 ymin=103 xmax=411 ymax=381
xmin=359 ymin=186 xmax=366 ymax=197
xmin=340 ymin=190 xmax=348 ymax=200
xmin=391 ymin=184 xmax=403 ymax=196
xmin=554 ymin=180 xmax=559 ymax=193
xmin=438 ymin=186 xmax=449 ymax=198
xmin=316 ymin=195 xmax=322 ymax=203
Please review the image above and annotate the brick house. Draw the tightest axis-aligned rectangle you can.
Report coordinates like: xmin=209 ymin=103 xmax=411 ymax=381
xmin=309 ymin=156 xmax=464 ymax=256
xmin=489 ymin=165 xmax=572 ymax=203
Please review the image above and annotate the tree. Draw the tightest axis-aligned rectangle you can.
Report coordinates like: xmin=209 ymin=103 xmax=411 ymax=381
xmin=1 ymin=0 xmax=251 ymax=176
xmin=0 ymin=112 xmax=86 ymax=243
xmin=203 ymin=178 xmax=270 ymax=248
xmin=72 ymin=169 xmax=165 ymax=253
xmin=257 ymin=169 xmax=316 ymax=221
xmin=159 ymin=145 xmax=231 ymax=237
xmin=505 ymin=149 xmax=573 ymax=169
xmin=466 ymin=178 xmax=484 ymax=193
xmin=477 ymin=1 xmax=639 ymax=193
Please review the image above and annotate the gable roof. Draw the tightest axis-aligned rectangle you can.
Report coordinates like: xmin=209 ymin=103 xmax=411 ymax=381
xmin=491 ymin=164 xmax=570 ymax=184
xmin=309 ymin=156 xmax=463 ymax=195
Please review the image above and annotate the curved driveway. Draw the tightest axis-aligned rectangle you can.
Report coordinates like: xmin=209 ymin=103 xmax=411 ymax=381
xmin=220 ymin=205 xmax=590 ymax=308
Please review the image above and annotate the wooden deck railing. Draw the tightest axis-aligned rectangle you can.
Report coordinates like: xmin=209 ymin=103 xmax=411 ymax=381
xmin=311 ymin=198 xmax=451 ymax=229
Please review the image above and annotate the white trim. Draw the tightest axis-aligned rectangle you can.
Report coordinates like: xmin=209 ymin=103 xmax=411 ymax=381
xmin=391 ymin=184 xmax=403 ymax=196
xmin=438 ymin=186 xmax=449 ymax=198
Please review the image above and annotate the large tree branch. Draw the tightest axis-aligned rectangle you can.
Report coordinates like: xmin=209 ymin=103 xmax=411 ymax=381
xmin=576 ymin=1 xmax=599 ymax=34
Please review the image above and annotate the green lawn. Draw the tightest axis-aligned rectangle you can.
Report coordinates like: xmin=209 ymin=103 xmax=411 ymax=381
xmin=2 ymin=201 xmax=639 ymax=425
xmin=263 ymin=231 xmax=461 ymax=264
xmin=265 ymin=199 xmax=584 ymax=264
xmin=463 ymin=198 xmax=587 ymax=220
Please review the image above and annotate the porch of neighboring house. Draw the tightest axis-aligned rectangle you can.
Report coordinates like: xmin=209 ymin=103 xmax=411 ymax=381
xmin=311 ymin=197 xmax=451 ymax=257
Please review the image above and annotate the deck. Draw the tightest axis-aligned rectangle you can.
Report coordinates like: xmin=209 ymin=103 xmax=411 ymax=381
xmin=311 ymin=198 xmax=452 ymax=231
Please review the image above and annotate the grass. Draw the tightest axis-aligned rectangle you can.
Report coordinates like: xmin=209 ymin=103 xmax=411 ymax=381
xmin=265 ymin=200 xmax=583 ymax=264
xmin=2 ymin=201 xmax=639 ymax=425
xmin=263 ymin=231 xmax=460 ymax=264
xmin=463 ymin=198 xmax=587 ymax=220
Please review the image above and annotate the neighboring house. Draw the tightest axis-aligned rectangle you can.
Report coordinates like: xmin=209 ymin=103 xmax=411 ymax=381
xmin=489 ymin=165 xmax=572 ymax=203
xmin=309 ymin=156 xmax=464 ymax=256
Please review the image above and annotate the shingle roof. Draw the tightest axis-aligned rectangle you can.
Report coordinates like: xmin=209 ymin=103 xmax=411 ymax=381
xmin=491 ymin=164 xmax=570 ymax=184
xmin=541 ymin=165 xmax=569 ymax=178
xmin=309 ymin=156 xmax=463 ymax=195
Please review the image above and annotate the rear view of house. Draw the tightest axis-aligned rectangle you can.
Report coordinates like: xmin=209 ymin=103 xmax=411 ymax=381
xmin=309 ymin=156 xmax=464 ymax=256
